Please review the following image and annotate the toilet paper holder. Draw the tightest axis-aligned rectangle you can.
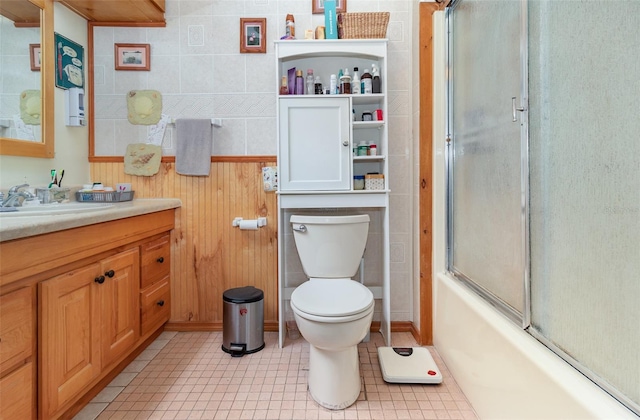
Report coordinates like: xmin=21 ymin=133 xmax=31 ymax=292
xmin=232 ymin=217 xmax=267 ymax=228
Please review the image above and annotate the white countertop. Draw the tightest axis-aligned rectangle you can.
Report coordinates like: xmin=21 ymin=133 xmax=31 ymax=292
xmin=0 ymin=199 xmax=181 ymax=242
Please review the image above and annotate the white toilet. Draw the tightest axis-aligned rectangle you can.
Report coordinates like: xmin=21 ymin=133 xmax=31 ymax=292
xmin=289 ymin=214 xmax=374 ymax=410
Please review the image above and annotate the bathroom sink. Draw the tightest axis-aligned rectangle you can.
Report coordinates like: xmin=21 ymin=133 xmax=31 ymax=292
xmin=0 ymin=202 xmax=114 ymax=216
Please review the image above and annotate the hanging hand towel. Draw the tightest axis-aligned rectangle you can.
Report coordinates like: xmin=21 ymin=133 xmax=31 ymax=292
xmin=176 ymin=118 xmax=212 ymax=176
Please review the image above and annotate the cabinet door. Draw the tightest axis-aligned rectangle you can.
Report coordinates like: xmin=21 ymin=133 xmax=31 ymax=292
xmin=140 ymin=234 xmax=170 ymax=289
xmin=40 ymin=263 xmax=102 ymax=417
xmin=279 ymin=97 xmax=351 ymax=191
xmin=101 ymin=248 xmax=140 ymax=367
xmin=140 ymin=278 xmax=170 ymax=336
xmin=0 ymin=362 xmax=34 ymax=420
xmin=0 ymin=287 xmax=33 ymax=376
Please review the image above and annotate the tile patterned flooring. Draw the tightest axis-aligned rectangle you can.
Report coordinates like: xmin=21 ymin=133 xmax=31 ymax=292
xmin=75 ymin=331 xmax=478 ymax=420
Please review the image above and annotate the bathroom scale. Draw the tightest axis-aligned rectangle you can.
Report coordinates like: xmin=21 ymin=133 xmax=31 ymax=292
xmin=377 ymin=347 xmax=442 ymax=384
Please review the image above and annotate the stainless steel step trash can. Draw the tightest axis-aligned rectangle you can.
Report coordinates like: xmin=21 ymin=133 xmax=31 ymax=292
xmin=222 ymin=286 xmax=265 ymax=356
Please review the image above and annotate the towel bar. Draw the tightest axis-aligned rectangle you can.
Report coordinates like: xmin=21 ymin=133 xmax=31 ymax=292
xmin=169 ymin=118 xmax=222 ymax=127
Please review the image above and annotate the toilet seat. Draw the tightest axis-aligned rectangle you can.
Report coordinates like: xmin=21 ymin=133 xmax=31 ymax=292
xmin=291 ymin=278 xmax=374 ymax=321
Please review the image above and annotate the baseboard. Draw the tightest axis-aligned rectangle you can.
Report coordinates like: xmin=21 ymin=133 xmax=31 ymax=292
xmin=165 ymin=321 xmax=280 ymax=332
xmin=166 ymin=321 xmax=418 ymax=337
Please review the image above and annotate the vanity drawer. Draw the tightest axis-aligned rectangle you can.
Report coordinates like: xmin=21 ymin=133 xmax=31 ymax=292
xmin=0 ymin=362 xmax=34 ymax=419
xmin=140 ymin=234 xmax=170 ymax=289
xmin=0 ymin=287 xmax=33 ymax=376
xmin=140 ymin=278 xmax=170 ymax=336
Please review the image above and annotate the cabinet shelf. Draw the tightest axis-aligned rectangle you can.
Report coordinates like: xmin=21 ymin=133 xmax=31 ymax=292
xmin=353 ymin=155 xmax=385 ymax=162
xmin=353 ymin=121 xmax=384 ymax=129
xmin=278 ymin=93 xmax=384 ymax=103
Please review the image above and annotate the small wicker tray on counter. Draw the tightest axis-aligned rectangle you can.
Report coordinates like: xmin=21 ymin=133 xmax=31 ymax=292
xmin=76 ymin=191 xmax=135 ymax=202
xmin=337 ymin=12 xmax=390 ymax=39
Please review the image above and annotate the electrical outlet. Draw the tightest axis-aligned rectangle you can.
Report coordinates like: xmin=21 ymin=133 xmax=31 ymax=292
xmin=262 ymin=166 xmax=278 ymax=192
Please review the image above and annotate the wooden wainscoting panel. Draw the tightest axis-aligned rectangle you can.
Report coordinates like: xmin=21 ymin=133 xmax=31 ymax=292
xmin=90 ymin=162 xmax=278 ymax=327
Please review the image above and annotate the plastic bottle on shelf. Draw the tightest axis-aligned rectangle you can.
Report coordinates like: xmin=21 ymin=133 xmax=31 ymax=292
xmin=357 ymin=141 xmax=369 ymax=156
xmin=314 ymin=76 xmax=323 ymax=94
xmin=361 ymin=69 xmax=373 ymax=94
xmin=369 ymin=141 xmax=377 ymax=156
xmin=352 ymin=67 xmax=361 ymax=94
xmin=285 ymin=14 xmax=295 ymax=38
xmin=295 ymin=70 xmax=304 ymax=95
xmin=279 ymin=76 xmax=288 ymax=95
xmin=372 ymin=63 xmax=381 ymax=93
xmin=329 ymin=74 xmax=338 ymax=95
xmin=340 ymin=68 xmax=351 ymax=94
xmin=306 ymin=69 xmax=315 ymax=95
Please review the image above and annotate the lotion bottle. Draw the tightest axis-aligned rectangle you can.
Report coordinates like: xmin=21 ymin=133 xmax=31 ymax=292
xmin=330 ymin=74 xmax=338 ymax=95
xmin=340 ymin=68 xmax=351 ymax=94
xmin=285 ymin=14 xmax=295 ymax=38
xmin=352 ymin=67 xmax=361 ymax=94
xmin=295 ymin=70 xmax=304 ymax=95
xmin=372 ymin=64 xmax=381 ymax=94
xmin=306 ymin=69 xmax=315 ymax=95
xmin=279 ymin=76 xmax=288 ymax=95
xmin=361 ymin=69 xmax=373 ymax=94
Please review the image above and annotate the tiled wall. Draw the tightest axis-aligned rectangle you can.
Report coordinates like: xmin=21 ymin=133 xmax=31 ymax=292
xmin=93 ymin=0 xmax=416 ymax=322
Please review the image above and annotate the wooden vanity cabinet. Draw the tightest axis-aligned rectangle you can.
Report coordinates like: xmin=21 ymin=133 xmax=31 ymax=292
xmin=0 ymin=209 xmax=175 ymax=419
xmin=140 ymin=234 xmax=171 ymax=337
xmin=0 ymin=287 xmax=35 ymax=420
xmin=40 ymin=248 xmax=139 ymax=418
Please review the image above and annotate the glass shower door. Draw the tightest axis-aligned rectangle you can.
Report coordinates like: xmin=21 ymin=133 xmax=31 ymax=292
xmin=447 ymin=0 xmax=527 ymax=320
xmin=528 ymin=0 xmax=640 ymax=413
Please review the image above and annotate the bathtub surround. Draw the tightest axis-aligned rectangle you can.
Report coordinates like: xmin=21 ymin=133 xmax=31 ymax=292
xmin=433 ymin=273 xmax=635 ymax=420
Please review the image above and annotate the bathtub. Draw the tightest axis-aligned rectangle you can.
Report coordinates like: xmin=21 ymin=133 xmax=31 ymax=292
xmin=429 ymin=9 xmax=636 ymax=419
xmin=433 ymin=272 xmax=636 ymax=419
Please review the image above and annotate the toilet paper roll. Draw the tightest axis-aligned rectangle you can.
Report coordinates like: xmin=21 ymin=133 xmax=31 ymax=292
xmin=238 ymin=220 xmax=259 ymax=230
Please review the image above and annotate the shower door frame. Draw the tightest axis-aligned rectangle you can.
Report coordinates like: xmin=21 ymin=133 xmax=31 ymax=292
xmin=445 ymin=0 xmax=531 ymax=329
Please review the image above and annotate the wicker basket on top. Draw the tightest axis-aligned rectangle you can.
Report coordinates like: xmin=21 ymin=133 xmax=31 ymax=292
xmin=337 ymin=12 xmax=390 ymax=39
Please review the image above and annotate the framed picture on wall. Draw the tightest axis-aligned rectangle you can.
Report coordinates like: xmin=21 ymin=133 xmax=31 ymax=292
xmin=240 ymin=18 xmax=267 ymax=54
xmin=312 ymin=0 xmax=347 ymax=14
xmin=115 ymin=43 xmax=151 ymax=71
xmin=29 ymin=44 xmax=41 ymax=71
xmin=55 ymin=32 xmax=84 ymax=89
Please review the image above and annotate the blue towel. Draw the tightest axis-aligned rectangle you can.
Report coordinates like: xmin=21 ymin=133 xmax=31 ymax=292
xmin=175 ymin=119 xmax=212 ymax=176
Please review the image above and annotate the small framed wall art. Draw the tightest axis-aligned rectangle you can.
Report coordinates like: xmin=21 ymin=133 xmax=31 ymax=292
xmin=240 ymin=18 xmax=267 ymax=54
xmin=115 ymin=43 xmax=151 ymax=71
xmin=312 ymin=0 xmax=347 ymax=14
xmin=55 ymin=32 xmax=84 ymax=89
xmin=29 ymin=44 xmax=41 ymax=71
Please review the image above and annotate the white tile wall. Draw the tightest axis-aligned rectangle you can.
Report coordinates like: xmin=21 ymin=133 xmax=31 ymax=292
xmin=93 ymin=0 xmax=418 ymax=323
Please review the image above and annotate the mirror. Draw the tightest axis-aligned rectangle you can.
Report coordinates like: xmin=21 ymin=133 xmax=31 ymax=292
xmin=0 ymin=0 xmax=54 ymax=158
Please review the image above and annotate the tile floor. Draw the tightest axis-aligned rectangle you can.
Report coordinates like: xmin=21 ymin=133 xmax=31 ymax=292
xmin=75 ymin=331 xmax=478 ymax=420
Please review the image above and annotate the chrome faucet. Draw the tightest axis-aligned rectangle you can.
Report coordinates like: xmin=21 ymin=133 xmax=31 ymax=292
xmin=1 ymin=184 xmax=36 ymax=207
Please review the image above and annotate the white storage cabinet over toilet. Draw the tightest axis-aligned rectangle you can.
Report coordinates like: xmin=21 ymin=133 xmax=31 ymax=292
xmin=275 ymin=39 xmax=391 ymax=349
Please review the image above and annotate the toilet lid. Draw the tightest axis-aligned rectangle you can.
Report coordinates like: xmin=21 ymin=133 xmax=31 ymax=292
xmin=291 ymin=278 xmax=373 ymax=317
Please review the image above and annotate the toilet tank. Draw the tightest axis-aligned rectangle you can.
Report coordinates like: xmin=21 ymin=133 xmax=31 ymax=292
xmin=290 ymin=214 xmax=370 ymax=278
